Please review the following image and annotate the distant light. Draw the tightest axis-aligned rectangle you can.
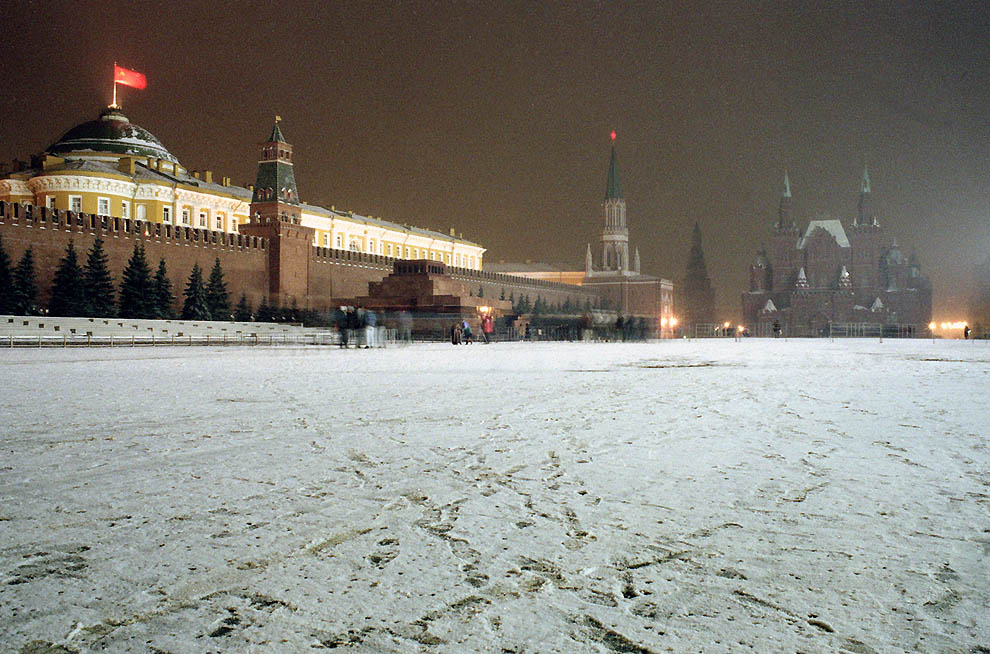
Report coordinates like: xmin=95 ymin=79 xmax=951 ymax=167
xmin=928 ymin=322 xmax=936 ymax=331
xmin=611 ymin=130 xmax=616 ymax=142
xmin=670 ymin=317 xmax=678 ymax=327
xmin=660 ymin=318 xmax=668 ymax=327
xmin=723 ymin=321 xmax=730 ymax=328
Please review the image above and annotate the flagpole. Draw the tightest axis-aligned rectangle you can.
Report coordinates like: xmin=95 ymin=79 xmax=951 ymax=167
xmin=111 ymin=61 xmax=118 ymax=109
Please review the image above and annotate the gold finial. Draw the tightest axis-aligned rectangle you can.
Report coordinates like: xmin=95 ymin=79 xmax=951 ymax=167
xmin=275 ymin=114 xmax=282 ymax=123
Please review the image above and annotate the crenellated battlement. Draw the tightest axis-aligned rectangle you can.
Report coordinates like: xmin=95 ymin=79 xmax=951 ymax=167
xmin=0 ymin=201 xmax=267 ymax=253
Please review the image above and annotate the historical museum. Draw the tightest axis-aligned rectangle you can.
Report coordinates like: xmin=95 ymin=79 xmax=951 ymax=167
xmin=741 ymin=171 xmax=932 ymax=336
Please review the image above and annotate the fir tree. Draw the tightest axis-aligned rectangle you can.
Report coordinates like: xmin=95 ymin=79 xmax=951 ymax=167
xmin=118 ymin=243 xmax=154 ymax=318
xmin=181 ymin=263 xmax=211 ymax=320
xmin=500 ymin=288 xmax=505 ymax=301
xmin=255 ymin=296 xmax=273 ymax=322
xmin=0 ymin=234 xmax=17 ymax=314
xmin=234 ymin=293 xmax=252 ymax=322
xmin=477 ymin=285 xmax=484 ymax=298
xmin=83 ymin=237 xmax=116 ymax=317
xmin=205 ymin=258 xmax=230 ymax=320
xmin=152 ymin=258 xmax=176 ymax=319
xmin=12 ymin=247 xmax=38 ymax=315
xmin=49 ymin=240 xmax=86 ymax=316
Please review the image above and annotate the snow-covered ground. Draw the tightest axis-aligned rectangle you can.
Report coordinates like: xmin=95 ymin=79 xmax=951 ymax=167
xmin=1 ymin=339 xmax=987 ymax=653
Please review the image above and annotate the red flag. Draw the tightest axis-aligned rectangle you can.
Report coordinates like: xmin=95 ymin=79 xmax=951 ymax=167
xmin=114 ymin=65 xmax=146 ymax=90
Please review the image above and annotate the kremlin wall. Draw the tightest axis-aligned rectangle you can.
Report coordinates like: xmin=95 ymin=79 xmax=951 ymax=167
xmin=1 ymin=105 xmax=662 ymax=325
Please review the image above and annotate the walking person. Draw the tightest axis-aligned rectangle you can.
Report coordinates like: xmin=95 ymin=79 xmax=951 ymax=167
xmin=364 ymin=309 xmax=377 ymax=348
xmin=450 ymin=321 xmax=462 ymax=345
xmin=346 ymin=307 xmax=360 ymax=348
xmin=462 ymin=319 xmax=473 ymax=344
xmin=335 ymin=306 xmax=349 ymax=348
xmin=481 ymin=313 xmax=494 ymax=344
xmin=398 ymin=310 xmax=413 ymax=344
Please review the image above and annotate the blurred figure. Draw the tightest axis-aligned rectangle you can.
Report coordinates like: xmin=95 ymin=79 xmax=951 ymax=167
xmin=364 ymin=308 xmax=377 ymax=348
xmin=398 ymin=309 xmax=413 ymax=344
xmin=450 ymin=321 xmax=462 ymax=345
xmin=462 ymin=319 xmax=473 ymax=344
xmin=346 ymin=307 xmax=360 ymax=347
xmin=772 ymin=320 xmax=782 ymax=338
xmin=481 ymin=313 xmax=494 ymax=344
xmin=334 ymin=306 xmax=349 ymax=348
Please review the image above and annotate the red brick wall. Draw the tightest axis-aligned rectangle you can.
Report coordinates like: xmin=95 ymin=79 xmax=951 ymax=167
xmin=1 ymin=203 xmax=268 ymax=315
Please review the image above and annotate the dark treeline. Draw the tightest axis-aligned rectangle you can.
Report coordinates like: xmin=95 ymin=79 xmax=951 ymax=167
xmin=0 ymin=236 xmax=324 ymax=325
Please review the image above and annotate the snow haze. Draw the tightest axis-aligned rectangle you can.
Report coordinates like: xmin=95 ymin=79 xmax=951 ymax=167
xmin=1 ymin=339 xmax=988 ymax=653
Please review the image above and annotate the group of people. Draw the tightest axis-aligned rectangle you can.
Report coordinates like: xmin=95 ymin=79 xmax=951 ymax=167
xmin=333 ymin=306 xmax=383 ymax=348
xmin=451 ymin=314 xmax=494 ymax=345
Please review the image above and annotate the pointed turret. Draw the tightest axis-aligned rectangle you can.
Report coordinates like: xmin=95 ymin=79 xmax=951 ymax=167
xmin=605 ymin=144 xmax=622 ymax=200
xmin=857 ymin=165 xmax=873 ymax=226
xmin=252 ymin=116 xmax=300 ymax=210
xmin=777 ymin=171 xmax=793 ymax=229
xmin=600 ymin=130 xmax=630 ymax=273
xmin=634 ymin=247 xmax=641 ymax=274
xmin=585 ymin=243 xmax=593 ymax=274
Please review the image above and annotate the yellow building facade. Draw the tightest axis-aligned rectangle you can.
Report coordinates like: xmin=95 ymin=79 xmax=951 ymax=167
xmin=0 ymin=107 xmax=485 ymax=269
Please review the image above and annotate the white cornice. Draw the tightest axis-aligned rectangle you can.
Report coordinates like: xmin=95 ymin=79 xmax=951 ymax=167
xmin=26 ymin=174 xmax=135 ymax=197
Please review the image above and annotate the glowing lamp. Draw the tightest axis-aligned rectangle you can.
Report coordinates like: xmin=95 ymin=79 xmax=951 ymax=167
xmin=928 ymin=322 xmax=936 ymax=331
xmin=723 ymin=321 xmax=730 ymax=328
xmin=670 ymin=318 xmax=678 ymax=327
xmin=660 ymin=318 xmax=668 ymax=327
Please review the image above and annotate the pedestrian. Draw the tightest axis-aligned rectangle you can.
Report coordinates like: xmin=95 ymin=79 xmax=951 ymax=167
xmin=451 ymin=321 xmax=462 ymax=345
xmin=334 ymin=306 xmax=349 ymax=348
xmin=481 ymin=313 xmax=494 ymax=344
xmin=964 ymin=325 xmax=971 ymax=340
xmin=346 ymin=306 xmax=360 ymax=347
xmin=364 ymin=308 xmax=377 ymax=348
xmin=772 ymin=320 xmax=781 ymax=338
xmin=398 ymin=309 xmax=413 ymax=343
xmin=462 ymin=320 xmax=473 ymax=344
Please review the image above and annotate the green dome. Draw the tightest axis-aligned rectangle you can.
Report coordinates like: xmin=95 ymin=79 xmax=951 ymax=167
xmin=46 ymin=107 xmax=179 ymax=164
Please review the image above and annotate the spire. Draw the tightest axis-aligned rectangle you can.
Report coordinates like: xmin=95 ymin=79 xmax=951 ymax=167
xmin=777 ymin=172 xmax=793 ymax=229
xmin=269 ymin=115 xmax=287 ymax=143
xmin=585 ymin=243 xmax=593 ymax=273
xmin=857 ymin=164 xmax=873 ymax=227
xmin=634 ymin=247 xmax=641 ymax=273
xmin=605 ymin=132 xmax=622 ymax=200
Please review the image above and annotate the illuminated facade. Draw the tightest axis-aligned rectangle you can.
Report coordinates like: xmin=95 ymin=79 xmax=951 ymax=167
xmin=741 ymin=170 xmax=932 ymax=336
xmin=0 ymin=107 xmax=485 ymax=269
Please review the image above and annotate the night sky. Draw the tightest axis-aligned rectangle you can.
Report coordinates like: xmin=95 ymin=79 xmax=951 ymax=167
xmin=2 ymin=1 xmax=987 ymax=320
